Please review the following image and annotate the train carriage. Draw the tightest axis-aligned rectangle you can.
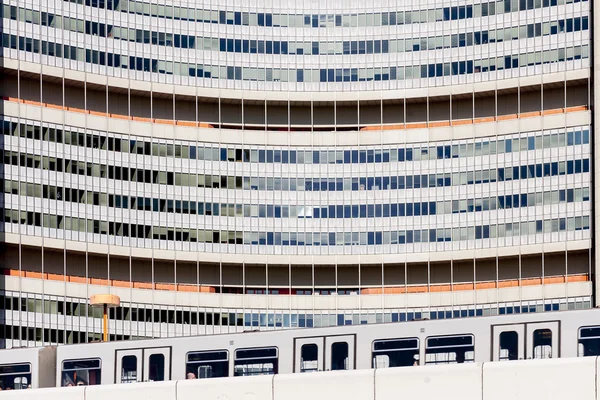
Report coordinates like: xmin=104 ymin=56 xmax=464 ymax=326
xmin=3 ymin=308 xmax=600 ymax=390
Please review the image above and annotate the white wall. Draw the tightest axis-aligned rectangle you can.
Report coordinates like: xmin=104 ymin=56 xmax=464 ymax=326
xmin=5 ymin=357 xmax=600 ymax=400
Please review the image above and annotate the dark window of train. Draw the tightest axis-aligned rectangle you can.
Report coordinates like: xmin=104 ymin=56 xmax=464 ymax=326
xmin=372 ymin=338 xmax=419 ymax=368
xmin=533 ymin=329 xmax=552 ymax=359
xmin=120 ymin=355 xmax=138 ymax=383
xmin=300 ymin=344 xmax=319 ymax=373
xmin=578 ymin=326 xmax=600 ymax=357
xmin=425 ymin=335 xmax=475 ymax=365
xmin=330 ymin=342 xmax=349 ymax=371
xmin=61 ymin=359 xmax=101 ymax=386
xmin=186 ymin=350 xmax=229 ymax=379
xmin=234 ymin=347 xmax=278 ymax=376
xmin=499 ymin=331 xmax=519 ymax=361
xmin=0 ymin=363 xmax=32 ymax=390
xmin=148 ymin=354 xmax=165 ymax=381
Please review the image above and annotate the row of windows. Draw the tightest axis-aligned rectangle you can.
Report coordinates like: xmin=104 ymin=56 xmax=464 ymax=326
xmin=64 ymin=0 xmax=586 ymax=27
xmin=4 ymin=34 xmax=589 ymax=83
xmin=5 ymin=6 xmax=588 ymax=55
xmin=4 ymin=150 xmax=591 ymax=191
xmin=4 ymin=179 xmax=590 ymax=219
xmin=0 ymin=292 xmax=590 ymax=335
xmin=4 ymin=120 xmax=590 ymax=164
xmin=3 ymin=208 xmax=591 ymax=245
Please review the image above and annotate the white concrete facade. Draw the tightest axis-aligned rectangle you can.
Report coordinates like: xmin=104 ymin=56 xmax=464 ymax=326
xmin=0 ymin=0 xmax=595 ymax=347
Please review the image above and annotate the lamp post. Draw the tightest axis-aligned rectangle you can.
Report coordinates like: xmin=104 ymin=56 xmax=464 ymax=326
xmin=90 ymin=294 xmax=120 ymax=342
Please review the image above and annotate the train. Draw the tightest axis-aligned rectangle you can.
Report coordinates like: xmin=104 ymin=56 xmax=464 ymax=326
xmin=2 ymin=307 xmax=600 ymax=390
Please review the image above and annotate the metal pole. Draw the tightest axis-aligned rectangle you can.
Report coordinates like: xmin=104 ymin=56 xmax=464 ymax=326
xmin=103 ymin=304 xmax=108 ymax=342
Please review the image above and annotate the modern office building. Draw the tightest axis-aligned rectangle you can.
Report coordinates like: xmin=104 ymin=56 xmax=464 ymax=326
xmin=0 ymin=0 xmax=595 ymax=348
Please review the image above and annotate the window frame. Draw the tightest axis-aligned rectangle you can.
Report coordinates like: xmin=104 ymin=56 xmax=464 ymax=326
xmin=233 ymin=346 xmax=279 ymax=377
xmin=371 ymin=337 xmax=420 ymax=368
xmin=425 ymin=334 xmax=475 ymax=365
xmin=61 ymin=358 xmax=102 ymax=387
xmin=186 ymin=349 xmax=229 ymax=379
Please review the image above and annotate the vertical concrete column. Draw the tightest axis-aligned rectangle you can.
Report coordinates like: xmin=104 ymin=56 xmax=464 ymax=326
xmin=593 ymin=1 xmax=600 ymax=306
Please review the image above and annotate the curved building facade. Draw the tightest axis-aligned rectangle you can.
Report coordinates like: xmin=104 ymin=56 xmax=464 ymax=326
xmin=0 ymin=0 xmax=595 ymax=347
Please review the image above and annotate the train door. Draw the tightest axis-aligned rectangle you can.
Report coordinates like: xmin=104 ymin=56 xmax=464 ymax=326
xmin=294 ymin=337 xmax=324 ymax=373
xmin=143 ymin=347 xmax=171 ymax=382
xmin=115 ymin=347 xmax=171 ymax=383
xmin=294 ymin=334 xmax=355 ymax=373
xmin=526 ymin=321 xmax=559 ymax=359
xmin=492 ymin=324 xmax=525 ymax=361
xmin=116 ymin=349 xmax=143 ymax=383
xmin=325 ymin=335 xmax=355 ymax=371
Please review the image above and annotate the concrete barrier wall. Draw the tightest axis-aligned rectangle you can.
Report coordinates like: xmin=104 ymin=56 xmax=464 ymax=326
xmin=3 ymin=357 xmax=599 ymax=400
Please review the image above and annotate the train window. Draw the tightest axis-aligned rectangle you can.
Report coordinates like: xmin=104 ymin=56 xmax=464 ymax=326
xmin=62 ymin=359 xmax=101 ymax=387
xmin=372 ymin=338 xmax=419 ymax=368
xmin=148 ymin=354 xmax=165 ymax=382
xmin=499 ymin=331 xmax=519 ymax=361
xmin=120 ymin=355 xmax=138 ymax=383
xmin=0 ymin=363 xmax=32 ymax=390
xmin=330 ymin=342 xmax=349 ymax=371
xmin=234 ymin=347 xmax=278 ymax=377
xmin=533 ymin=329 xmax=552 ymax=359
xmin=186 ymin=350 xmax=229 ymax=379
xmin=578 ymin=326 xmax=600 ymax=357
xmin=300 ymin=344 xmax=318 ymax=373
xmin=425 ymin=335 xmax=474 ymax=365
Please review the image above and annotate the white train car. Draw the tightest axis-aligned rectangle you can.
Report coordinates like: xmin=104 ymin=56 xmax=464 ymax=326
xmin=3 ymin=308 xmax=600 ymax=390
xmin=0 ymin=347 xmax=56 ymax=390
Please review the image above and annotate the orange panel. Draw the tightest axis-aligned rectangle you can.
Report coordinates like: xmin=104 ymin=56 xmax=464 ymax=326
xmin=156 ymin=283 xmax=176 ymax=291
xmin=520 ymin=111 xmax=541 ymax=118
xmin=176 ymin=121 xmax=198 ymax=127
xmin=497 ymin=114 xmax=517 ymax=121
xmin=69 ymin=276 xmax=88 ymax=284
xmin=90 ymin=278 xmax=109 ymax=286
xmin=406 ymin=123 xmax=428 ymax=130
xmin=428 ymin=121 xmax=451 ymax=128
xmin=451 ymin=119 xmax=473 ymax=126
xmin=110 ymin=113 xmax=130 ymax=120
xmin=47 ymin=273 xmax=66 ymax=282
xmin=133 ymin=282 xmax=154 ymax=290
xmin=567 ymin=274 xmax=589 ymax=282
xmin=542 ymin=108 xmax=564 ymax=115
xmin=132 ymin=116 xmax=152 ymax=123
xmin=177 ymin=284 xmax=198 ymax=292
xmin=473 ymin=117 xmax=495 ymax=124
xmin=111 ymin=280 xmax=132 ymax=288
xmin=89 ymin=110 xmax=108 ymax=117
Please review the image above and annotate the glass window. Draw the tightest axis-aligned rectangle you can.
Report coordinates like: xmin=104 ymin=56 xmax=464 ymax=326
xmin=300 ymin=344 xmax=319 ymax=373
xmin=533 ymin=329 xmax=552 ymax=359
xmin=0 ymin=363 xmax=32 ymax=390
xmin=120 ymin=356 xmax=137 ymax=383
xmin=148 ymin=354 xmax=165 ymax=382
xmin=330 ymin=342 xmax=349 ymax=371
xmin=499 ymin=331 xmax=519 ymax=361
xmin=186 ymin=350 xmax=229 ymax=379
xmin=425 ymin=335 xmax=474 ymax=365
xmin=578 ymin=326 xmax=600 ymax=357
xmin=234 ymin=347 xmax=278 ymax=376
xmin=372 ymin=338 xmax=419 ymax=368
xmin=61 ymin=359 xmax=101 ymax=386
